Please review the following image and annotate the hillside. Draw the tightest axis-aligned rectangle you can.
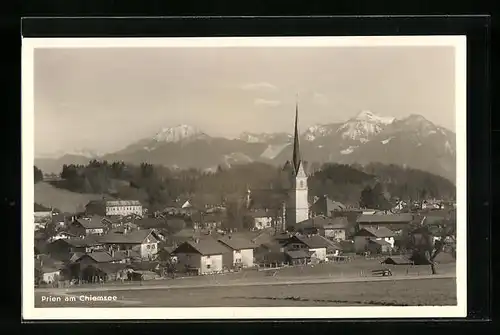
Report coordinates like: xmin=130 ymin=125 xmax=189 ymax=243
xmin=34 ymin=182 xmax=105 ymax=213
xmin=35 ymin=111 xmax=457 ymax=182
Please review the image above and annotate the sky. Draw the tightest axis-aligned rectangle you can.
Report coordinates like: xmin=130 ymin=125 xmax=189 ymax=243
xmin=34 ymin=45 xmax=456 ymax=156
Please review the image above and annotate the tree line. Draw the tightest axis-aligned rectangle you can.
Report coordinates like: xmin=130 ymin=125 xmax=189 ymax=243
xmin=34 ymin=160 xmax=456 ymax=214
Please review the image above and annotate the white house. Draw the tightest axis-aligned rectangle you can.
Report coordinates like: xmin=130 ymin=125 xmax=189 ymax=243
xmin=173 ymin=238 xmax=229 ymax=275
xmin=85 ymin=200 xmax=143 ymax=217
xmin=246 ymin=209 xmax=275 ymax=230
xmin=99 ymin=229 xmax=161 ymax=260
xmin=217 ymin=236 xmax=257 ymax=268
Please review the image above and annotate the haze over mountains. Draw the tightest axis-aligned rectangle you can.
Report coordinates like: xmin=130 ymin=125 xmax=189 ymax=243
xmin=35 ymin=111 xmax=456 ymax=183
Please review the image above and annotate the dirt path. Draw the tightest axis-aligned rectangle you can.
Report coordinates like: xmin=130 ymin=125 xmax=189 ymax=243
xmin=36 ymin=273 xmax=455 ymax=294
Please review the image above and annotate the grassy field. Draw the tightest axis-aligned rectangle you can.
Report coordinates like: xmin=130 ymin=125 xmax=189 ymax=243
xmin=35 ymin=277 xmax=456 ymax=307
xmin=44 ymin=258 xmax=455 ymax=291
xmin=34 ymin=182 xmax=103 ymax=213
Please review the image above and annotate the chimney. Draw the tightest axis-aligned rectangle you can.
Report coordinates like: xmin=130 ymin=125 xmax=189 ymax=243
xmin=127 ymin=249 xmax=131 ymax=257
xmin=111 ymin=249 xmax=115 ymax=258
xmin=195 ymin=238 xmax=199 ymax=244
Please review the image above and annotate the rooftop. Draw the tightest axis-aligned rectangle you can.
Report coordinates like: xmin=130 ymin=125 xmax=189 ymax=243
xmin=218 ymin=236 xmax=258 ymax=250
xmin=75 ymin=215 xmax=106 ymax=229
xmin=356 ymin=213 xmax=414 ymax=224
xmin=176 ymin=238 xmax=230 ymax=256
xmin=358 ymin=227 xmax=395 ymax=238
xmin=286 ymin=234 xmax=335 ymax=249
xmin=99 ymin=229 xmax=158 ymax=244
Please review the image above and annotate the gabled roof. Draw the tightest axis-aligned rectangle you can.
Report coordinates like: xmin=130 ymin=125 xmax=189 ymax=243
xmin=357 ymin=227 xmax=395 ymax=238
xmin=99 ymin=229 xmax=159 ymax=244
xmin=62 ymin=235 xmax=103 ymax=247
xmin=356 ymin=213 xmax=414 ymax=224
xmin=285 ymin=234 xmax=333 ymax=249
xmin=175 ymin=238 xmax=230 ymax=256
xmin=297 ymin=215 xmax=348 ymax=229
xmin=79 ymin=251 xmax=113 ymax=263
xmin=134 ymin=217 xmax=166 ymax=229
xmin=218 ymin=236 xmax=258 ymax=250
xmin=75 ymin=215 xmax=106 ymax=229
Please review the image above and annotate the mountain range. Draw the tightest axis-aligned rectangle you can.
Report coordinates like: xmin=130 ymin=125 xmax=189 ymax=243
xmin=35 ymin=110 xmax=456 ymax=183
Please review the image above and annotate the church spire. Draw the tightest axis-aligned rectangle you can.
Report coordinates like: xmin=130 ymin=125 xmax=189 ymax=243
xmin=292 ymin=96 xmax=301 ymax=174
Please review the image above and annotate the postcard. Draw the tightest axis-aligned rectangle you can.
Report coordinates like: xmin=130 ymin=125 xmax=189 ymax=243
xmin=22 ymin=35 xmax=467 ymax=320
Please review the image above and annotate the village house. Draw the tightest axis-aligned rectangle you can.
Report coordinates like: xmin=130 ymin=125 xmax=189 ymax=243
xmin=245 ymin=209 xmax=275 ymax=230
xmin=173 ymin=238 xmax=230 ymax=275
xmin=47 ymin=231 xmax=77 ymax=243
xmin=353 ymin=227 xmax=395 ymax=254
xmin=68 ymin=216 xmax=107 ymax=237
xmin=283 ymin=234 xmax=334 ymax=262
xmin=47 ymin=236 xmax=106 ymax=261
xmin=293 ymin=215 xmax=330 ymax=234
xmin=98 ymin=228 xmax=161 ymax=260
xmin=51 ymin=213 xmax=72 ymax=228
xmin=356 ymin=213 xmax=414 ymax=233
xmin=74 ymin=250 xmax=140 ymax=266
xmin=320 ymin=217 xmax=349 ymax=241
xmin=78 ymin=263 xmax=129 ymax=283
xmin=66 ymin=250 xmax=140 ymax=282
xmin=35 ymin=254 xmax=65 ymax=284
xmin=85 ymin=199 xmax=143 ymax=217
xmin=310 ymin=196 xmax=347 ymax=217
xmin=217 ymin=235 xmax=257 ymax=268
xmin=196 ymin=212 xmax=224 ymax=230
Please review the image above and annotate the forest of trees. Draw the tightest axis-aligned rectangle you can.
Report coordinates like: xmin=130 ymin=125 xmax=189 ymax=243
xmin=47 ymin=160 xmax=456 ymax=214
xmin=34 ymin=166 xmax=43 ymax=183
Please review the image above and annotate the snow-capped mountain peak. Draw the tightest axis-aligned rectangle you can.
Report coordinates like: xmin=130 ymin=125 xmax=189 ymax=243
xmin=337 ymin=110 xmax=395 ymax=142
xmin=354 ymin=110 xmax=395 ymax=125
xmin=153 ymin=124 xmax=204 ymax=143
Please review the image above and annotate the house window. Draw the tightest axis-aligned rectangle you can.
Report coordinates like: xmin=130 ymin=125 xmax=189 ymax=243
xmin=300 ymin=181 xmax=304 ymax=188
xmin=147 ymin=245 xmax=151 ymax=250
xmin=207 ymin=264 xmax=211 ymax=269
xmin=152 ymin=244 xmax=156 ymax=249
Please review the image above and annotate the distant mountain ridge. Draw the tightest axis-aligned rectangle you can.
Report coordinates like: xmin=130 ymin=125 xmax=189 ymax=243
xmin=35 ymin=111 xmax=456 ymax=182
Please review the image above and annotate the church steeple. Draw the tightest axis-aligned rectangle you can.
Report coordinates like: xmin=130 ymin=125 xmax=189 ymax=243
xmin=292 ymin=98 xmax=302 ymax=174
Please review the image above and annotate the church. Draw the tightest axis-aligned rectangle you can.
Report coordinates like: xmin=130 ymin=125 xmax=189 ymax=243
xmin=283 ymin=102 xmax=309 ymax=231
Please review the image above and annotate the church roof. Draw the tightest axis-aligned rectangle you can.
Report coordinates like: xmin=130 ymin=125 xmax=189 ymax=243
xmin=292 ymin=101 xmax=302 ymax=174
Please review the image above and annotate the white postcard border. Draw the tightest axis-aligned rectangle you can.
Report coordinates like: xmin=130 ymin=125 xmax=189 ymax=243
xmin=22 ymin=35 xmax=467 ymax=320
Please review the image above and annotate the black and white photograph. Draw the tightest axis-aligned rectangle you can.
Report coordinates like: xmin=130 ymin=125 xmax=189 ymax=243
xmin=22 ymin=36 xmax=467 ymax=319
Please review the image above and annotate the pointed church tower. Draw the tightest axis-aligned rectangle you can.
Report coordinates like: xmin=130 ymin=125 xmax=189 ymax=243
xmin=285 ymin=99 xmax=309 ymax=230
